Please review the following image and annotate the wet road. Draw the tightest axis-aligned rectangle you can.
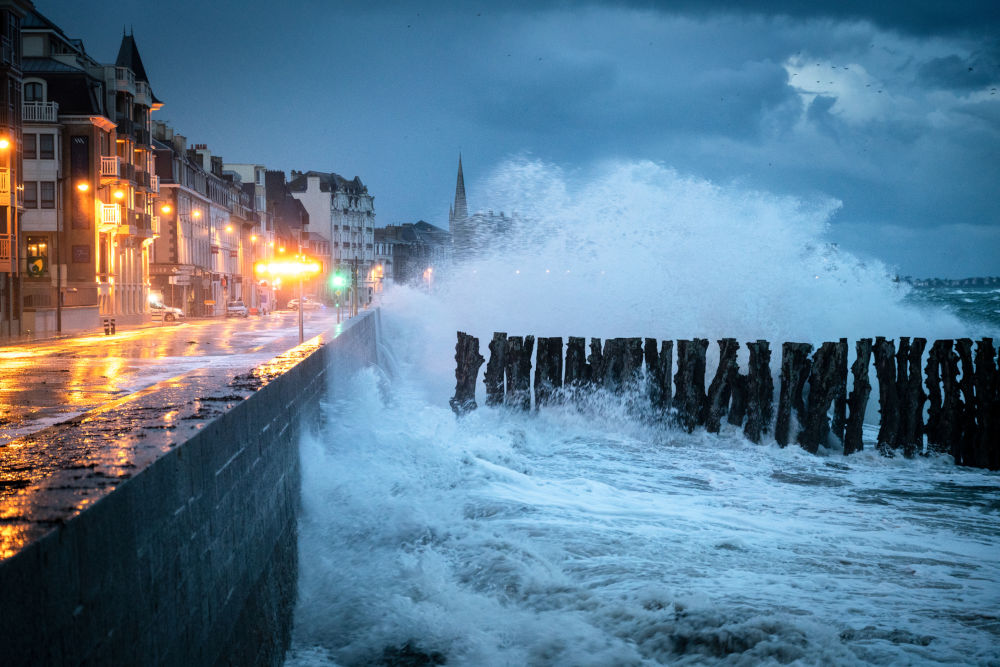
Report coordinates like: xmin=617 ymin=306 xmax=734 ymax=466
xmin=0 ymin=310 xmax=342 ymax=445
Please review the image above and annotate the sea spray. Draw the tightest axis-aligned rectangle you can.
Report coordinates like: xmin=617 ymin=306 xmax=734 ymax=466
xmin=288 ymin=160 xmax=1000 ymax=666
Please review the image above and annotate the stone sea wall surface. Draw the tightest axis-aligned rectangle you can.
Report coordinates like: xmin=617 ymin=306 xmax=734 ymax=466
xmin=0 ymin=310 xmax=378 ymax=667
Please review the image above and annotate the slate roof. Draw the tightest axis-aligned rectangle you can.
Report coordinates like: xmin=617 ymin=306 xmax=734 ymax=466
xmin=22 ymin=58 xmax=83 ymax=73
xmin=287 ymin=170 xmax=368 ymax=194
xmin=115 ymin=33 xmax=162 ymax=105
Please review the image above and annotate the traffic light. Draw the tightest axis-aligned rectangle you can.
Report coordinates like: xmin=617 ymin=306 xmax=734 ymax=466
xmin=330 ymin=272 xmax=347 ymax=289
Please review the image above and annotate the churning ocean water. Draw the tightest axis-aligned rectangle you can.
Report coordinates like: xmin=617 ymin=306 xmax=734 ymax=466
xmin=287 ymin=161 xmax=1000 ymax=666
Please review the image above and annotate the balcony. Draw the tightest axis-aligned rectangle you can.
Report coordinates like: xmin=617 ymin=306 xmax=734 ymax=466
xmin=0 ymin=234 xmax=9 ymax=263
xmin=101 ymin=156 xmax=120 ymax=179
xmin=120 ymin=161 xmax=135 ymax=182
xmin=135 ymin=171 xmax=150 ymax=189
xmin=134 ymin=81 xmax=150 ymax=104
xmin=23 ymin=101 xmax=59 ymax=123
xmin=134 ymin=128 xmax=151 ymax=145
xmin=101 ymin=204 xmax=121 ymax=227
xmin=152 ymin=215 xmax=160 ymax=235
xmin=115 ymin=66 xmax=135 ymax=92
xmin=151 ymin=174 xmax=159 ymax=193
xmin=116 ymin=118 xmax=134 ymax=137
xmin=0 ymin=168 xmax=9 ymax=207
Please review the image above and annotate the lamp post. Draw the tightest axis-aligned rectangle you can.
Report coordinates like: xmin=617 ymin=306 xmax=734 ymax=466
xmin=255 ymin=257 xmax=321 ymax=344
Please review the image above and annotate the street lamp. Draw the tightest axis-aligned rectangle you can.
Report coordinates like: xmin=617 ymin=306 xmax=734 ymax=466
xmin=254 ymin=258 xmax=321 ymax=344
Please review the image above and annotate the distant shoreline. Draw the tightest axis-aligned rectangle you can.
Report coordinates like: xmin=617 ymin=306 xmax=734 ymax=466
xmin=899 ymin=276 xmax=1000 ymax=287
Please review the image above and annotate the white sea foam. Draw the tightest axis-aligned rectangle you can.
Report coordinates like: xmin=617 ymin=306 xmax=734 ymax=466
xmin=288 ymin=160 xmax=1000 ymax=666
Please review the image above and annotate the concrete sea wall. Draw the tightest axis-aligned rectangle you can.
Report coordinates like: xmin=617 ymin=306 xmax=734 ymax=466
xmin=0 ymin=310 xmax=378 ymax=666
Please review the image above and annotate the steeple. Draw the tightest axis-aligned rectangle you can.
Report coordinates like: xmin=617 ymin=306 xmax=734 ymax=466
xmin=452 ymin=153 xmax=468 ymax=221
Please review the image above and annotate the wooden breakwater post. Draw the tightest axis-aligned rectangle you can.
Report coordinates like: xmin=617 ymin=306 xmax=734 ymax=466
xmin=505 ymin=335 xmax=535 ymax=411
xmin=450 ymin=331 xmax=485 ymax=415
xmin=775 ymin=342 xmax=812 ymax=447
xmin=704 ymin=338 xmax=739 ymax=433
xmin=483 ymin=332 xmax=507 ymax=407
xmin=534 ymin=337 xmax=564 ymax=407
xmin=673 ymin=339 xmax=709 ymax=432
xmin=644 ymin=338 xmax=673 ymax=415
xmin=450 ymin=331 xmax=999 ymax=471
xmin=844 ymin=338 xmax=873 ymax=455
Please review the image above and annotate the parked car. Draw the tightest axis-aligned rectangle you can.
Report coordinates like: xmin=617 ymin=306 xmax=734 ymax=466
xmin=287 ymin=296 xmax=324 ymax=311
xmin=226 ymin=300 xmax=249 ymax=318
xmin=150 ymin=302 xmax=184 ymax=322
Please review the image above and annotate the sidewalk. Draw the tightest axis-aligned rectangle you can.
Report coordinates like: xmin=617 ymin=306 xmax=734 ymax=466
xmin=2 ymin=313 xmax=181 ymax=348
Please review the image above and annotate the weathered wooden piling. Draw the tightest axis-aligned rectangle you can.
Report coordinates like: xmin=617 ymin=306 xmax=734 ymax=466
xmin=504 ymin=335 xmax=535 ymax=411
xmin=704 ymin=338 xmax=740 ymax=433
xmin=588 ymin=338 xmax=604 ymax=387
xmin=484 ymin=332 xmax=507 ymax=406
xmin=924 ymin=339 xmax=966 ymax=460
xmin=727 ymin=374 xmax=748 ymax=427
xmin=844 ymin=338 xmax=873 ymax=455
xmin=534 ymin=337 xmax=564 ymax=407
xmin=743 ymin=340 xmax=773 ymax=443
xmin=605 ymin=338 xmax=643 ymax=391
xmin=831 ymin=338 xmax=849 ymax=444
xmin=973 ymin=338 xmax=998 ymax=470
xmin=457 ymin=331 xmax=994 ymax=469
xmin=775 ymin=342 xmax=812 ymax=447
xmin=873 ymin=337 xmax=900 ymax=455
xmin=644 ymin=338 xmax=673 ymax=413
xmin=799 ymin=341 xmax=845 ymax=453
xmin=956 ymin=338 xmax=977 ymax=466
xmin=895 ymin=337 xmax=927 ymax=457
xmin=673 ymin=339 xmax=709 ymax=432
xmin=564 ymin=336 xmax=590 ymax=388
xmin=450 ymin=332 xmax=485 ymax=415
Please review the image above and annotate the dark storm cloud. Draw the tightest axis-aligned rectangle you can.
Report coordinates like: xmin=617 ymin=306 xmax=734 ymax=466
xmin=572 ymin=0 xmax=1000 ymax=37
xmin=37 ymin=0 xmax=1000 ymax=276
xmin=917 ymin=46 xmax=1000 ymax=91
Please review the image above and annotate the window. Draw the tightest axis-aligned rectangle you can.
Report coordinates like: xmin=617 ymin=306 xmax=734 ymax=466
xmin=23 ymin=181 xmax=37 ymax=208
xmin=39 ymin=134 xmax=54 ymax=160
xmin=24 ymin=81 xmax=42 ymax=102
xmin=25 ymin=236 xmax=48 ymax=276
xmin=40 ymin=181 xmax=55 ymax=208
xmin=24 ymin=133 xmax=35 ymax=159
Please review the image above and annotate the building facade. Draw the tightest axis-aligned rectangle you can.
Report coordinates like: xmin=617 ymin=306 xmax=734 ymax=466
xmin=288 ymin=170 xmax=375 ymax=298
xmin=0 ymin=0 xmax=32 ymax=337
xmin=151 ymin=124 xmax=261 ymax=316
xmin=17 ymin=9 xmax=160 ymax=336
xmin=376 ymin=220 xmax=450 ymax=286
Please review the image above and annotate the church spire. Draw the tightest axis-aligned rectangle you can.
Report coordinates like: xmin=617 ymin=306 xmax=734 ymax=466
xmin=452 ymin=153 xmax=468 ymax=221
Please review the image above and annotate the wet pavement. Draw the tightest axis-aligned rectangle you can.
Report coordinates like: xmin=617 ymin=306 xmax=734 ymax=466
xmin=0 ymin=308 xmax=354 ymax=558
xmin=0 ymin=310 xmax=341 ymax=445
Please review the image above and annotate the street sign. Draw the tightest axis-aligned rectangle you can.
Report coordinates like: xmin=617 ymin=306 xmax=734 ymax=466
xmin=169 ymin=276 xmax=191 ymax=285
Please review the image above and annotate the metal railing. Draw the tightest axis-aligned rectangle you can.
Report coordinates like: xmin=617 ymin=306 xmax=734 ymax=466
xmin=101 ymin=156 xmax=120 ymax=178
xmin=151 ymin=174 xmax=159 ymax=193
xmin=22 ymin=101 xmax=59 ymax=123
xmin=0 ymin=234 xmax=10 ymax=262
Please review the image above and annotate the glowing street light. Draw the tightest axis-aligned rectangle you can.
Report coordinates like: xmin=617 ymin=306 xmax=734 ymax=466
xmin=113 ymin=189 xmax=125 ymax=200
xmin=76 ymin=182 xmax=89 ymax=192
xmin=255 ymin=258 xmax=322 ymax=343
xmin=161 ymin=204 xmax=172 ymax=214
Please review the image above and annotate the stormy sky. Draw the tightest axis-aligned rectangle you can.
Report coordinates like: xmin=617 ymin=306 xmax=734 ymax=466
xmin=40 ymin=1 xmax=999 ymax=277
